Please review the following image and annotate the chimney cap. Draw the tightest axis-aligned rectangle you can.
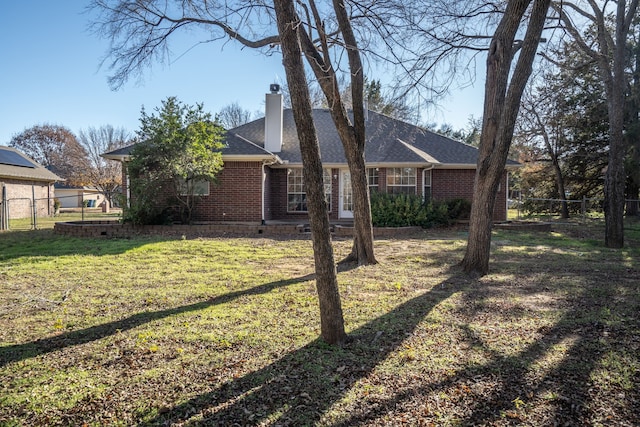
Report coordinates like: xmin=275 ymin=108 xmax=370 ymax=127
xmin=269 ymin=83 xmax=280 ymax=93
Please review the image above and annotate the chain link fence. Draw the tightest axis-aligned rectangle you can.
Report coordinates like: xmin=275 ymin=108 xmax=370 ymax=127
xmin=1 ymin=193 xmax=120 ymax=231
xmin=511 ymin=196 xmax=640 ymax=220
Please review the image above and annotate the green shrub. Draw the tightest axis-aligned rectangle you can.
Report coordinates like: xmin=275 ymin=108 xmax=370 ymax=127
xmin=370 ymin=192 xmax=470 ymax=228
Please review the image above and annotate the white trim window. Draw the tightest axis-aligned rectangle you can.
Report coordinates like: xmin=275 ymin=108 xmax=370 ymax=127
xmin=423 ymin=169 xmax=432 ymax=202
xmin=287 ymin=168 xmax=332 ymax=212
xmin=367 ymin=168 xmax=379 ymax=193
xmin=387 ymin=167 xmax=416 ymax=195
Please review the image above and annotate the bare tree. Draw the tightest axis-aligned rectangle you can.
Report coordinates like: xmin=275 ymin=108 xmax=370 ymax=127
xmin=90 ymin=0 xmax=351 ymax=343
xmin=216 ymin=102 xmax=252 ymax=129
xmin=78 ymin=125 xmax=131 ymax=206
xmin=90 ymin=0 xmax=378 ymax=266
xmin=9 ymin=124 xmax=89 ymax=185
xmin=460 ymin=0 xmax=551 ymax=276
xmin=517 ymin=77 xmax=571 ymax=219
xmin=550 ymin=0 xmax=640 ymax=248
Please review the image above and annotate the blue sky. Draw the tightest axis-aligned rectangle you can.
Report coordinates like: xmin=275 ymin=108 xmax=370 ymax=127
xmin=0 ymin=1 xmax=484 ymax=145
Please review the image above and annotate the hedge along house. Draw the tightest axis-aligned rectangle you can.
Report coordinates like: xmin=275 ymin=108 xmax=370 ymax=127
xmin=103 ymin=87 xmax=519 ymax=224
xmin=0 ymin=146 xmax=63 ymax=227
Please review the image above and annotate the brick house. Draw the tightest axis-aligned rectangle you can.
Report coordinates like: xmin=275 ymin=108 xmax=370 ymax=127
xmin=103 ymin=88 xmax=518 ymax=224
xmin=1 ymin=146 xmax=63 ymax=223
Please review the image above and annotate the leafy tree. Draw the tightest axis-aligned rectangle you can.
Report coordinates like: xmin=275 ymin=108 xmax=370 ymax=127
xmin=551 ymin=0 xmax=640 ymax=247
xmin=515 ymin=44 xmax=610 ymax=217
xmin=9 ymin=124 xmax=89 ymax=184
xmin=78 ymin=125 xmax=131 ymax=206
xmin=428 ymin=117 xmax=482 ymax=146
xmin=126 ymin=97 xmax=225 ymax=225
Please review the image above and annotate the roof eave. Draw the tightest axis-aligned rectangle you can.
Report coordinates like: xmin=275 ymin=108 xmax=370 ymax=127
xmin=222 ymin=154 xmax=282 ymax=163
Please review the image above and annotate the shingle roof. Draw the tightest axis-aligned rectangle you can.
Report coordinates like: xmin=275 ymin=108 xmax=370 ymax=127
xmin=0 ymin=146 xmax=63 ymax=182
xmin=102 ymin=136 xmax=273 ymax=159
xmin=231 ymin=109 xmax=518 ymax=167
xmin=102 ymin=109 xmax=519 ymax=168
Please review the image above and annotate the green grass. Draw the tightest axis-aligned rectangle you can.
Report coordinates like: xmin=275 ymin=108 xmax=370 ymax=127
xmin=8 ymin=210 xmax=123 ymax=231
xmin=0 ymin=219 xmax=639 ymax=426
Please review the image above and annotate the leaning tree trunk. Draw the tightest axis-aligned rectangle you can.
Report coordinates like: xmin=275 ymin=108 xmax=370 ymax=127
xmin=273 ymin=0 xmax=346 ymax=345
xmin=297 ymin=0 xmax=377 ymax=266
xmin=332 ymin=0 xmax=377 ymax=266
xmin=461 ymin=0 xmax=550 ymax=276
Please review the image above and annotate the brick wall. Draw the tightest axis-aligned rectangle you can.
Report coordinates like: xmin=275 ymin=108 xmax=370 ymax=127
xmin=1 ymin=179 xmax=54 ymax=219
xmin=120 ymin=161 xmax=508 ymax=223
xmin=192 ymin=161 xmax=264 ymax=222
xmin=53 ymin=220 xmax=423 ymax=238
xmin=431 ymin=169 xmax=508 ymax=221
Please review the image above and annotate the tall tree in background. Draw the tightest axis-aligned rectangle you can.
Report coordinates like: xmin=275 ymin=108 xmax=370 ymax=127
xmin=461 ymin=0 xmax=551 ymax=276
xmin=551 ymin=0 xmax=640 ymax=248
xmin=78 ymin=125 xmax=130 ymax=206
xmin=515 ymin=42 xmax=611 ymax=217
xmin=216 ymin=102 xmax=252 ymax=129
xmin=9 ymin=124 xmax=89 ymax=184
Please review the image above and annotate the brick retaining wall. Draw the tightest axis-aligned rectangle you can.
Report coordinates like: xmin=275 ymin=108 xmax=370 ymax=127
xmin=53 ymin=220 xmax=423 ymax=239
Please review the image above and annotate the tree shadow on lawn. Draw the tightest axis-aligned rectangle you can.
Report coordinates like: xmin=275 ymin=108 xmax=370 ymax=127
xmin=0 ymin=273 xmax=316 ymax=368
xmin=141 ymin=272 xmax=468 ymax=426
xmin=329 ymin=268 xmax=640 ymax=425
xmin=141 ymin=251 xmax=639 ymax=426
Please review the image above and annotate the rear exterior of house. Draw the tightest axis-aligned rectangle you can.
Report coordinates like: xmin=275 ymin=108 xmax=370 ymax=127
xmin=104 ymin=88 xmax=515 ymax=224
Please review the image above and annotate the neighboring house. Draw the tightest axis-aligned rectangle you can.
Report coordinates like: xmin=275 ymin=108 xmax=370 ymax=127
xmin=103 ymin=88 xmax=518 ymax=224
xmin=54 ymin=183 xmax=104 ymax=208
xmin=0 ymin=146 xmax=63 ymax=222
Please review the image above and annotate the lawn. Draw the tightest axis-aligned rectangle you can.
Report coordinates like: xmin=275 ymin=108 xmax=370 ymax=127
xmin=0 ymin=219 xmax=638 ymax=426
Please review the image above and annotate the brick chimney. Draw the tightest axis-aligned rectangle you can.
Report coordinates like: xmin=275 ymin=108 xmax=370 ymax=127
xmin=264 ymin=84 xmax=283 ymax=153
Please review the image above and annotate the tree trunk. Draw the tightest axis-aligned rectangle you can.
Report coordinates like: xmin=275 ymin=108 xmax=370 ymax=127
xmin=602 ymin=0 xmax=632 ymax=249
xmin=273 ymin=0 xmax=346 ymax=345
xmin=344 ymin=152 xmax=377 ymax=265
xmin=535 ymin=106 xmax=570 ymax=219
xmin=298 ymin=0 xmax=377 ymax=266
xmin=552 ymin=157 xmax=570 ymax=219
xmin=626 ymin=180 xmax=639 ymax=216
xmin=461 ymin=0 xmax=550 ymax=276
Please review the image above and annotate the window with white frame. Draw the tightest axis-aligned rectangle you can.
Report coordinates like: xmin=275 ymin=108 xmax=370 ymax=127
xmin=287 ymin=168 xmax=332 ymax=212
xmin=423 ymin=169 xmax=432 ymax=202
xmin=386 ymin=167 xmax=416 ymax=194
xmin=367 ymin=168 xmax=379 ymax=193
